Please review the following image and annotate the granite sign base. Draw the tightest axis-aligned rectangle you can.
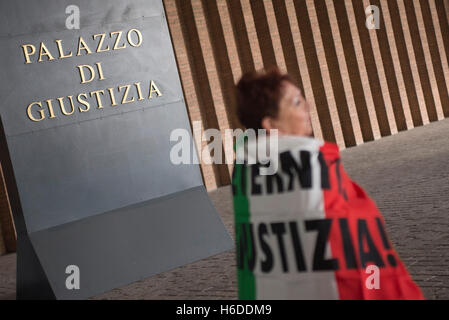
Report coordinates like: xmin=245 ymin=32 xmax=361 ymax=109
xmin=0 ymin=0 xmax=234 ymax=300
xmin=15 ymin=186 xmax=232 ymax=300
xmin=16 ymin=234 xmax=56 ymax=300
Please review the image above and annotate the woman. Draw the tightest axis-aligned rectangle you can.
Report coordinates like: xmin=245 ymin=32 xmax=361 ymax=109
xmin=232 ymin=67 xmax=424 ymax=300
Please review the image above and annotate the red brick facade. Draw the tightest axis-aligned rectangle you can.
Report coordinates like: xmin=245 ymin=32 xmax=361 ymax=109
xmin=163 ymin=0 xmax=449 ymax=190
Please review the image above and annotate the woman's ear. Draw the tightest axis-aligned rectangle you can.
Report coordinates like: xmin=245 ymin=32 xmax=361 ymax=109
xmin=261 ymin=116 xmax=277 ymax=134
xmin=261 ymin=116 xmax=280 ymax=134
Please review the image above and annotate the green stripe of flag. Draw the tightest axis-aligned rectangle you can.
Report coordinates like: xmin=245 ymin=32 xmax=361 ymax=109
xmin=233 ymin=160 xmax=255 ymax=300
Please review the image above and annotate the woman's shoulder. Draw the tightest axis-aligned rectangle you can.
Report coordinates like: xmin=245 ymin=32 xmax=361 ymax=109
xmin=235 ymin=133 xmax=340 ymax=164
xmin=276 ymin=135 xmax=341 ymax=154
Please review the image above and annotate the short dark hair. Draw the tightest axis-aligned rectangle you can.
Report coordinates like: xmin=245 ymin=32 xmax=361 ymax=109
xmin=235 ymin=67 xmax=296 ymax=130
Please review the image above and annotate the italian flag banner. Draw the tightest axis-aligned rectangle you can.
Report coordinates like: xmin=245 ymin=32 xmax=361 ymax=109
xmin=232 ymin=135 xmax=424 ymax=300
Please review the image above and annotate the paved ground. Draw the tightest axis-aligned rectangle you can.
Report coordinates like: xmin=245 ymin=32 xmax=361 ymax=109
xmin=1 ymin=118 xmax=449 ymax=299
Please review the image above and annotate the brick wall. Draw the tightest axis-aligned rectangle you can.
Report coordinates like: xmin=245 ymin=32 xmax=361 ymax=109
xmin=163 ymin=0 xmax=449 ymax=190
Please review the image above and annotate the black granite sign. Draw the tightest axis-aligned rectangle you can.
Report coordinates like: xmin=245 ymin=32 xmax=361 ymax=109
xmin=0 ymin=0 xmax=233 ymax=299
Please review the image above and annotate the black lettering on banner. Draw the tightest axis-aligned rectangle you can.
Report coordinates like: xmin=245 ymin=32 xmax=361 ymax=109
xmin=375 ymin=217 xmax=397 ymax=267
xmin=305 ymin=219 xmax=339 ymax=271
xmin=270 ymin=223 xmax=289 ymax=272
xmin=265 ymin=162 xmax=284 ymax=194
xmin=289 ymin=222 xmax=307 ymax=271
xmin=280 ymin=151 xmax=312 ymax=191
xmin=234 ymin=217 xmax=401 ymax=275
xmin=237 ymin=223 xmax=257 ymax=271
xmin=299 ymin=151 xmax=312 ymax=187
xmin=251 ymin=164 xmax=261 ymax=195
xmin=375 ymin=217 xmax=390 ymax=249
xmin=258 ymin=223 xmax=274 ymax=273
xmin=335 ymin=159 xmax=348 ymax=200
xmin=357 ymin=219 xmax=385 ymax=268
xmin=317 ymin=151 xmax=330 ymax=189
xmin=338 ymin=218 xmax=358 ymax=269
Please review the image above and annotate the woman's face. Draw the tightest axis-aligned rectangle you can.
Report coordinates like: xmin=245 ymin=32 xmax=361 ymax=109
xmin=263 ymin=81 xmax=313 ymax=137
